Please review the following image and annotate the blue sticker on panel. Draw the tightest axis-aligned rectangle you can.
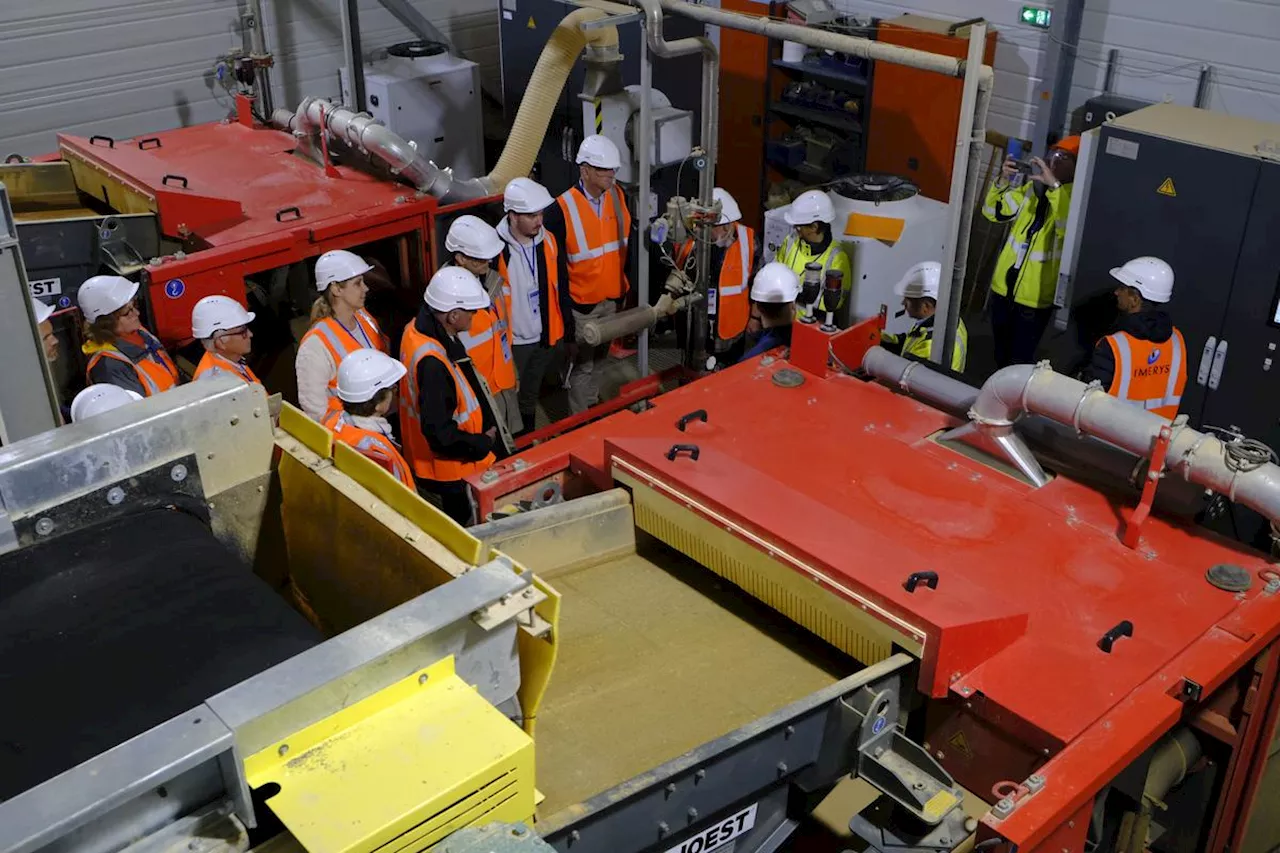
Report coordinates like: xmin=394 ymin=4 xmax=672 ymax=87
xmin=164 ymin=279 xmax=186 ymax=299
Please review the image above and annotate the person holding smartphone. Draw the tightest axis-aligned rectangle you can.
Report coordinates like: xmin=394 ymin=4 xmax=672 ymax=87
xmin=982 ymin=135 xmax=1080 ymax=367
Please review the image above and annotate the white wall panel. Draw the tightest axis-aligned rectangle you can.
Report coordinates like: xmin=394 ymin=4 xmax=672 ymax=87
xmin=0 ymin=0 xmax=499 ymax=157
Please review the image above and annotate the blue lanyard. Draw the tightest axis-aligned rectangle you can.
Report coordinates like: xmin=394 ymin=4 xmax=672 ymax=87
xmin=337 ymin=315 xmax=372 ymax=349
xmin=518 ymin=242 xmax=538 ymax=279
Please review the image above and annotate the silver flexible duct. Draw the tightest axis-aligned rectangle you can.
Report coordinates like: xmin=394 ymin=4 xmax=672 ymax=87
xmin=860 ymin=347 xmax=1206 ymax=515
xmin=269 ymin=8 xmax=623 ymax=202
xmin=955 ymin=361 xmax=1280 ymax=524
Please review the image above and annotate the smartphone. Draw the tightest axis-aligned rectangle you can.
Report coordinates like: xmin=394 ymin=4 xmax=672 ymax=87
xmin=1005 ymin=139 xmax=1030 ymax=185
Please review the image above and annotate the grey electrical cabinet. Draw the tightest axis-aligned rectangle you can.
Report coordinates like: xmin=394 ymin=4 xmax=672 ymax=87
xmin=1073 ymin=104 xmax=1280 ymax=453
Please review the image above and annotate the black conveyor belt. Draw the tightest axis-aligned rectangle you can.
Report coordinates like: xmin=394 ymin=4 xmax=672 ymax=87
xmin=0 ymin=508 xmax=320 ymax=801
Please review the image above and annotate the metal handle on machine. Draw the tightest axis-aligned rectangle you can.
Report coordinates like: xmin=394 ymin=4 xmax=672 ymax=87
xmin=275 ymin=206 xmax=303 ymax=222
xmin=1208 ymin=339 xmax=1228 ymax=390
xmin=1197 ymin=336 xmax=1217 ymax=386
xmin=903 ymin=570 xmax=939 ymax=593
xmin=161 ymin=174 xmax=189 ymax=189
xmin=1097 ymin=619 xmax=1133 ymax=654
xmin=89 ymin=135 xmax=115 ymax=148
xmin=677 ymin=409 xmax=708 ymax=431
xmin=667 ymin=443 xmax=700 ymax=462
xmin=137 ymin=137 xmax=162 ymax=150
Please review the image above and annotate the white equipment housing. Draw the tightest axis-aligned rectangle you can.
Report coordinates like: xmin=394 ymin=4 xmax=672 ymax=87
xmin=585 ymin=85 xmax=694 ymax=185
xmin=342 ymin=50 xmax=484 ymax=180
xmin=765 ymin=176 xmax=949 ymax=336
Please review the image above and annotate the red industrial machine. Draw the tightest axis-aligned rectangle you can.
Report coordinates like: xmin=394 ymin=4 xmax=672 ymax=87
xmin=469 ymin=319 xmax=1280 ymax=852
xmin=47 ymin=98 xmax=494 ymax=356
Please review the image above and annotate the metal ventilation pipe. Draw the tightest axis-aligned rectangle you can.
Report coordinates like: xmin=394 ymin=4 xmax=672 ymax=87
xmin=270 ymin=8 xmax=622 ymax=202
xmin=861 ymin=347 xmax=1207 ymax=515
xmin=955 ymin=362 xmax=1280 ymax=524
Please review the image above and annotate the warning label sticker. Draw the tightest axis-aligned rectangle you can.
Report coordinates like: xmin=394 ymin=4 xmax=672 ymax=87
xmin=1157 ymin=177 xmax=1177 ymax=197
xmin=947 ymin=730 xmax=975 ymax=760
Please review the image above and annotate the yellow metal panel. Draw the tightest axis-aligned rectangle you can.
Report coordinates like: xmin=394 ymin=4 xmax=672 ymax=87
xmin=617 ymin=469 xmax=921 ymax=665
xmin=843 ymin=212 xmax=905 ymax=244
xmin=332 ymin=440 xmax=482 ymax=565
xmin=246 ymin=657 xmax=534 ymax=853
xmin=501 ymin=552 xmax=560 ymax=738
xmin=61 ymin=149 xmax=154 ymax=215
xmin=275 ymin=436 xmax=469 ymax=633
xmin=279 ymin=402 xmax=333 ymax=458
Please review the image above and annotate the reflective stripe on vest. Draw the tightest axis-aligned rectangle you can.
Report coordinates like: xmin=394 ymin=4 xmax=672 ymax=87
xmin=90 ymin=349 xmax=163 ymax=395
xmin=719 ymin=225 xmax=752 ymax=297
xmin=87 ymin=331 xmax=178 ymax=397
xmin=194 ymin=351 xmax=259 ymax=384
xmin=303 ymin=311 xmax=383 ymax=409
xmin=1004 ymin=235 xmax=1060 ymax=265
xmin=1107 ymin=329 xmax=1186 ymax=418
xmin=404 ymin=339 xmax=482 ymax=427
xmin=399 ymin=325 xmax=494 ymax=482
xmin=325 ymin=411 xmax=414 ymax=488
xmin=562 ymin=188 xmax=629 ymax=263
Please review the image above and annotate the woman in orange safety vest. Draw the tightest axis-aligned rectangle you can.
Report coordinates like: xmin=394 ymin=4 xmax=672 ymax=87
xmin=78 ymin=274 xmax=180 ymax=397
xmin=296 ymin=249 xmax=388 ymax=421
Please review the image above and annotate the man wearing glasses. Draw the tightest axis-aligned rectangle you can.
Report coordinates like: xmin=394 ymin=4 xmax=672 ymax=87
xmin=191 ymin=296 xmax=260 ymax=385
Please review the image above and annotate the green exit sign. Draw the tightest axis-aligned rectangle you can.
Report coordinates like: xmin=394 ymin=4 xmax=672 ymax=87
xmin=1020 ymin=5 xmax=1052 ymax=28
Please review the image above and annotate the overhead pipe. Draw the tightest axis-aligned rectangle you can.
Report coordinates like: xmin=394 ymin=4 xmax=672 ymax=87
xmin=955 ymin=362 xmax=1280 ymax=525
xmin=271 ymin=8 xmax=622 ymax=202
xmin=861 ymin=347 xmax=1206 ymax=515
xmin=244 ymin=0 xmax=274 ymax=116
xmin=655 ymin=0 xmax=994 ymax=337
xmin=631 ymin=0 xmax=719 ymax=366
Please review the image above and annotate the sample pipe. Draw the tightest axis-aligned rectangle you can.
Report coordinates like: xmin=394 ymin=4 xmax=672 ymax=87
xmin=861 ymin=347 xmax=1206 ymax=515
xmin=964 ymin=362 xmax=1280 ymax=524
xmin=578 ymin=296 xmax=698 ymax=346
xmin=631 ymin=0 xmax=719 ymax=368
xmin=245 ymin=0 xmax=274 ymax=116
xmin=272 ymin=8 xmax=621 ymax=201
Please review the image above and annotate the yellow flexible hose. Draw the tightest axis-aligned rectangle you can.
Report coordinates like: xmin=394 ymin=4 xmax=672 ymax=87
xmin=486 ymin=8 xmax=619 ymax=190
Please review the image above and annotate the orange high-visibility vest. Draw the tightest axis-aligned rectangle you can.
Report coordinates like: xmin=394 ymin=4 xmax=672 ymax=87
xmin=497 ymin=231 xmax=565 ymax=346
xmin=556 ymin=185 xmax=631 ymax=304
xmin=676 ymin=223 xmax=754 ymax=341
xmin=399 ymin=324 xmax=495 ymax=482
xmin=458 ymin=273 xmax=516 ymax=393
xmin=1104 ymin=328 xmax=1187 ymax=420
xmin=322 ymin=410 xmax=414 ymax=489
xmin=193 ymin=351 xmax=260 ymax=385
xmin=85 ymin=328 xmax=179 ymax=396
xmin=300 ymin=310 xmax=385 ymax=415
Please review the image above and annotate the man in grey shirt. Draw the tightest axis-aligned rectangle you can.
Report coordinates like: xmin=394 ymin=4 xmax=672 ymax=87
xmin=496 ymin=178 xmax=574 ymax=434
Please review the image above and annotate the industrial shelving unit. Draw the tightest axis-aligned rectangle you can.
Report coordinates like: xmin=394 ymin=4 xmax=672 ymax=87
xmin=762 ymin=46 xmax=873 ymax=188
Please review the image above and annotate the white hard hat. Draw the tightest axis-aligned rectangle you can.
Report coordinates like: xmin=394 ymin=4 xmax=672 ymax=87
xmin=504 ymin=177 xmax=555 ymax=213
xmin=783 ymin=190 xmax=836 ymax=226
xmin=575 ymin=134 xmax=622 ymax=170
xmin=31 ymin=299 xmax=54 ymax=325
xmin=893 ymin=262 xmax=942 ymax=301
xmin=445 ymin=215 xmax=504 ymax=260
xmin=1109 ymin=256 xmax=1174 ymax=303
xmin=70 ymin=384 xmax=143 ymax=423
xmin=425 ymin=266 xmax=491 ymax=312
xmin=77 ymin=275 xmax=139 ymax=322
xmin=751 ymin=262 xmax=801 ymax=304
xmin=191 ymin=295 xmax=255 ymax=339
xmin=336 ymin=348 xmax=407 ymax=403
xmin=713 ymin=188 xmax=742 ymax=225
xmin=315 ymin=249 xmax=373 ymax=292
